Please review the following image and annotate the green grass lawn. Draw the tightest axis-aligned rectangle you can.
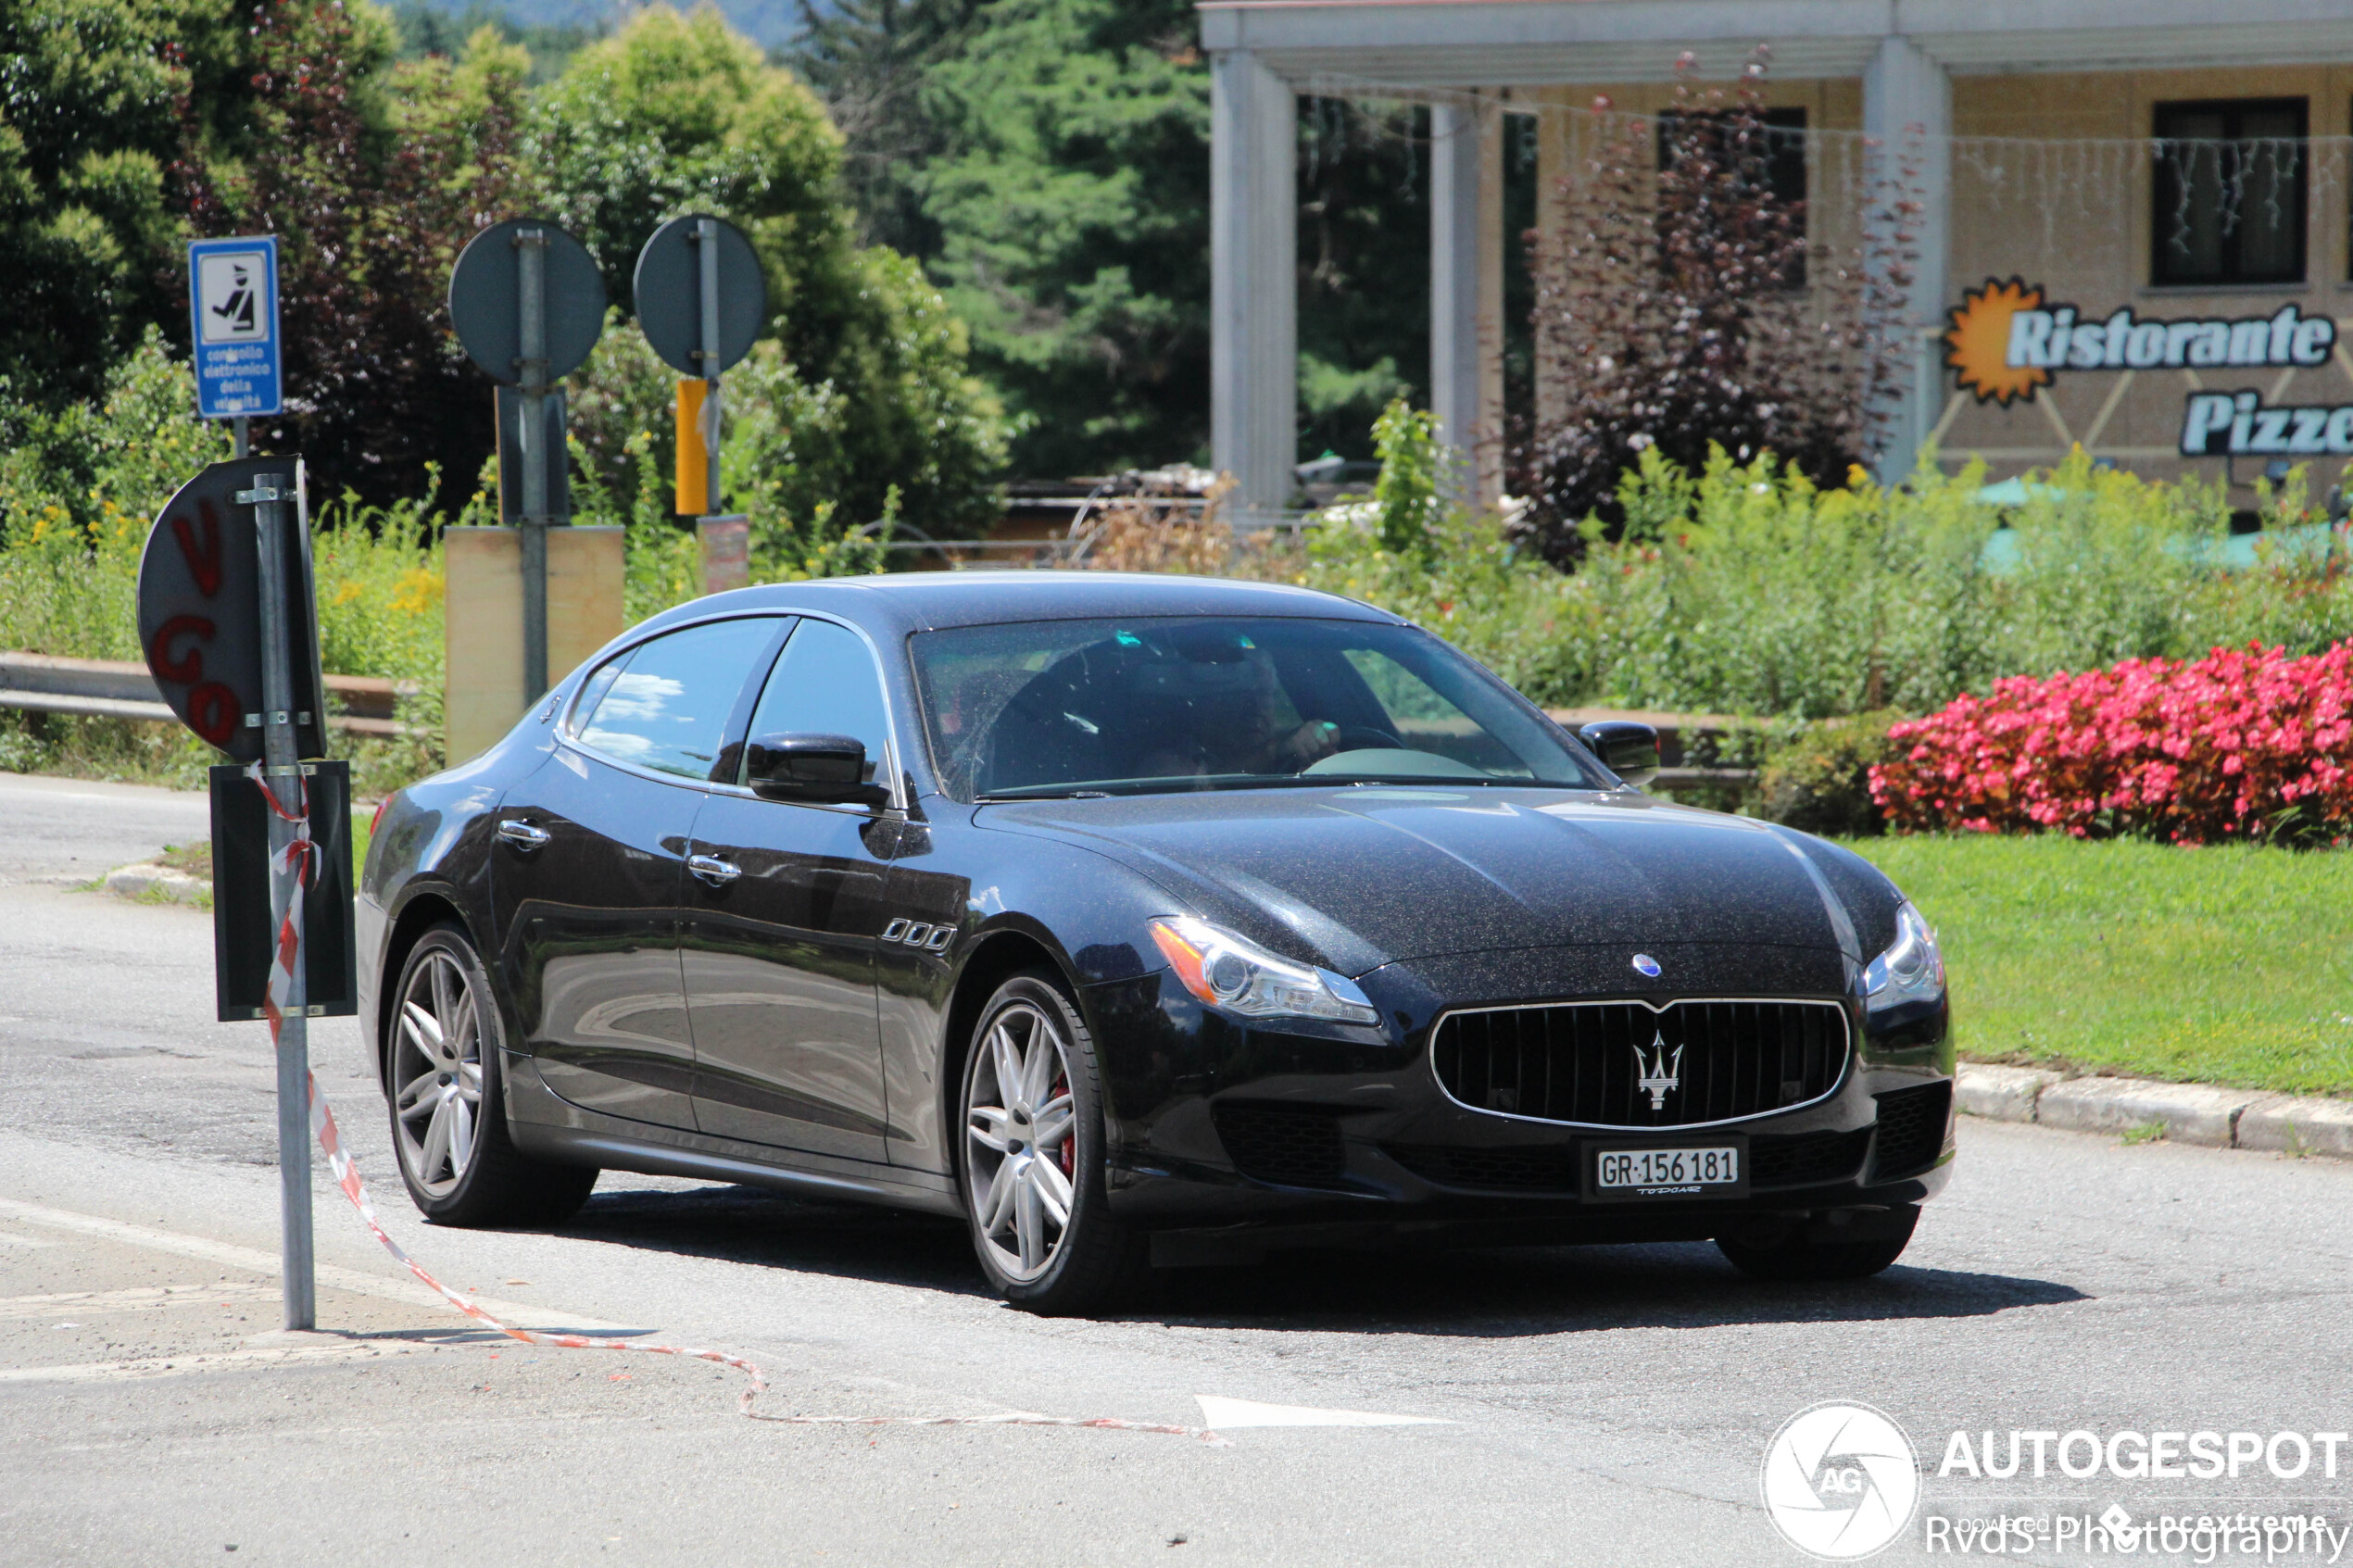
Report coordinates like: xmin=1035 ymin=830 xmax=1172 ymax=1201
xmin=1847 ymin=835 xmax=2353 ymax=1098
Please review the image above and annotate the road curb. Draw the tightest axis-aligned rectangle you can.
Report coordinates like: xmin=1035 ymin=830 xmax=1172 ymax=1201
xmin=1956 ymin=1061 xmax=2353 ymax=1160
xmin=100 ymin=861 xmax=208 ymax=906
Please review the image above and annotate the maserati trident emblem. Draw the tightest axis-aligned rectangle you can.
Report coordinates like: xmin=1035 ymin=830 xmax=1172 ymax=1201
xmin=1633 ymin=1030 xmax=1682 ymax=1110
xmin=1631 ymin=953 xmax=1661 ymax=978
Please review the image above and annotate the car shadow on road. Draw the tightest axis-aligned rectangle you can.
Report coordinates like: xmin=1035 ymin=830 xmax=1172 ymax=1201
xmin=551 ymin=1181 xmax=2086 ymax=1335
xmin=557 ymin=1181 xmax=988 ymax=1297
xmin=1138 ymin=1244 xmax=2087 ymax=1336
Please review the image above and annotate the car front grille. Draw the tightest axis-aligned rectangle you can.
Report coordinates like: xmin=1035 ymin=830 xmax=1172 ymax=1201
xmin=1212 ymin=1104 xmax=1347 ymax=1186
xmin=1430 ymin=999 xmax=1850 ymax=1130
xmin=1870 ymin=1080 xmax=1953 ymax=1179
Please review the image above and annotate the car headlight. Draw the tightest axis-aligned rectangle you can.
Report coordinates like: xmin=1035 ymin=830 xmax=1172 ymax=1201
xmin=1149 ymin=916 xmax=1378 ymax=1025
xmin=1862 ymin=901 xmax=1944 ymax=1007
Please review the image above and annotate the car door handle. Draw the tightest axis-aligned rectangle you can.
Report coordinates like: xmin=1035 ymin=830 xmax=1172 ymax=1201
xmin=687 ymin=853 xmax=740 ymax=888
xmin=496 ymin=819 xmax=550 ymax=852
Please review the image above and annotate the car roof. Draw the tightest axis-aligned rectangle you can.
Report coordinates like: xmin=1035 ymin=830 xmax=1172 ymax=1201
xmin=636 ymin=571 xmax=1405 ymax=638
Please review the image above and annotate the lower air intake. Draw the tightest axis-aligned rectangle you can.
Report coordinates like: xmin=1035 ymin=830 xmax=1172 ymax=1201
xmin=1870 ymin=1080 xmax=1953 ymax=1179
xmin=1212 ymin=1105 xmax=1347 ymax=1187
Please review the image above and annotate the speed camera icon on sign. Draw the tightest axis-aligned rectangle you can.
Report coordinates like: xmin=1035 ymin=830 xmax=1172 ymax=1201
xmin=197 ymin=252 xmax=269 ymax=344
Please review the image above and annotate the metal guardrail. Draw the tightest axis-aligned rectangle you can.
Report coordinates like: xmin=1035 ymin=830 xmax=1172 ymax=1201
xmin=0 ymin=653 xmax=1759 ymax=784
xmin=0 ymin=652 xmax=409 ymax=737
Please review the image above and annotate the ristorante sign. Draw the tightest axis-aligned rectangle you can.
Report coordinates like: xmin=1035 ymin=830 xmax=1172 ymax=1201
xmin=1942 ymin=278 xmax=2353 ymax=458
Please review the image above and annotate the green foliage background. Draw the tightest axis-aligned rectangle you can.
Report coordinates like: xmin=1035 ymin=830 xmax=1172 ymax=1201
xmin=0 ymin=0 xmax=1007 ymax=537
xmin=1287 ymin=402 xmax=2353 ymax=721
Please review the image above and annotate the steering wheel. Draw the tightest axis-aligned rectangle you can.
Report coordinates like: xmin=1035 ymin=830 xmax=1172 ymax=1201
xmin=1328 ymin=723 xmax=1406 ymax=754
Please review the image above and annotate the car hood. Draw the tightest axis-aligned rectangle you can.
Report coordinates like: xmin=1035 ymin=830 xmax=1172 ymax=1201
xmin=974 ymin=785 xmax=1863 ymax=975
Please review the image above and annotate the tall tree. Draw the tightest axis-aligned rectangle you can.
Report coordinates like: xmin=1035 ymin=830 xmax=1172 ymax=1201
xmin=537 ymin=5 xmax=1007 ymax=533
xmin=171 ymin=2 xmax=535 ymax=503
xmin=786 ymin=0 xmax=977 ymax=258
xmin=913 ymin=0 xmax=1210 ymax=477
xmin=0 ymin=0 xmax=232 ymax=404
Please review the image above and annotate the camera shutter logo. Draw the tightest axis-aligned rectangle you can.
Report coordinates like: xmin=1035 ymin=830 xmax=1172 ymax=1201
xmin=1760 ymin=1401 xmax=1919 ymax=1559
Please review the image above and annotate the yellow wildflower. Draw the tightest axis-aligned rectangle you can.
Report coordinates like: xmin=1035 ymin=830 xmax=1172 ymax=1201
xmin=390 ymin=567 xmax=445 ymax=617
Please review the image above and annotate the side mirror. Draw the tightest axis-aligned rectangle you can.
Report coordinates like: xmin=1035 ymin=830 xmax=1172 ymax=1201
xmin=747 ymin=732 xmax=890 ymax=809
xmin=1578 ymin=720 xmax=1660 ymax=788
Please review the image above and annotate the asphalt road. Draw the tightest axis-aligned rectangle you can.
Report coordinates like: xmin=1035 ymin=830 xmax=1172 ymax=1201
xmin=3 ymin=768 xmax=2351 ymax=1567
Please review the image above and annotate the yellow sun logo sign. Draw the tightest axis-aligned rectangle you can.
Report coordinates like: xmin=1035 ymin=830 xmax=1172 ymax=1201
xmin=1944 ymin=278 xmax=2051 ymax=406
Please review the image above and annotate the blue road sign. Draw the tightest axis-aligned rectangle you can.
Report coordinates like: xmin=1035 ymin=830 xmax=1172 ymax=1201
xmin=188 ymin=236 xmax=283 ymax=419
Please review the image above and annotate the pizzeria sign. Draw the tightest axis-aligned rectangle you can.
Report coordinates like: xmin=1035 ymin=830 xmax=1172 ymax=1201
xmin=1943 ymin=278 xmax=2353 ymax=458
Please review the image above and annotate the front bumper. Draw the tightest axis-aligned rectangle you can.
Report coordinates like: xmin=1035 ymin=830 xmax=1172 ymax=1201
xmin=1083 ymin=948 xmax=1955 ymax=1245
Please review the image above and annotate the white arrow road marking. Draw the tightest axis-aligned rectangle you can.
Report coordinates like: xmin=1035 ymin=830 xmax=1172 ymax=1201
xmin=1193 ymin=1395 xmax=1453 ymax=1429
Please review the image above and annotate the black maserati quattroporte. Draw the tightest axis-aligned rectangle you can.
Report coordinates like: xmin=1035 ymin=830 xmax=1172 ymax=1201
xmin=359 ymin=572 xmax=1953 ymax=1312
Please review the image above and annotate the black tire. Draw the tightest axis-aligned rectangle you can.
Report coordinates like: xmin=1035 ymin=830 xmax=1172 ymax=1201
xmin=386 ymin=922 xmax=598 ymax=1228
xmin=956 ymin=970 xmax=1146 ymax=1315
xmin=1716 ymin=1208 xmax=1919 ymax=1281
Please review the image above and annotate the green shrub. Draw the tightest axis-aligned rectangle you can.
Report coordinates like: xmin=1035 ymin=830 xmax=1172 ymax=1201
xmin=1295 ymin=420 xmax=2353 ymax=722
xmin=1755 ymin=711 xmax=1903 ymax=836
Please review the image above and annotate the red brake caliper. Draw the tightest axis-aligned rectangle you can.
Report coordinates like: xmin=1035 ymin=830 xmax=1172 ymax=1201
xmin=1054 ymin=1071 xmax=1074 ymax=1176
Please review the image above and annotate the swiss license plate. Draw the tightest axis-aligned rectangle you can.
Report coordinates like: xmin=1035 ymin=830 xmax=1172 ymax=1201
xmin=1587 ymin=1139 xmax=1748 ymax=1201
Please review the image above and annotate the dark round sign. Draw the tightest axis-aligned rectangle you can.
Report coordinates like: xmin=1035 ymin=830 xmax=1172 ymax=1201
xmin=633 ymin=213 xmax=766 ymax=377
xmin=136 ymin=458 xmax=328 ymax=764
xmin=447 ymin=218 xmax=608 ymax=385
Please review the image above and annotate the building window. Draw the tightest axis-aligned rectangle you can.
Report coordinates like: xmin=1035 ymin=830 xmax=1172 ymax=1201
xmin=1655 ymin=107 xmax=1808 ymax=288
xmin=2152 ymin=99 xmax=2307 ymax=286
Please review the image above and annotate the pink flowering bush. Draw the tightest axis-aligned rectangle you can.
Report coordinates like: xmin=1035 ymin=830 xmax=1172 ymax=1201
xmin=1869 ymin=643 xmax=2353 ymax=844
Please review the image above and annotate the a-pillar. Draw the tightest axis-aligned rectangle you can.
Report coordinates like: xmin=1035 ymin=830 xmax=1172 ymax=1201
xmin=1211 ymin=49 xmax=1297 ymax=522
xmin=1862 ymin=36 xmax=1952 ymax=483
xmin=1429 ymin=94 xmax=1504 ymax=504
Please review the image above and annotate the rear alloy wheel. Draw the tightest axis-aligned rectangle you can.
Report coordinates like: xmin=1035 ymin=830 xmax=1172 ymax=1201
xmin=959 ymin=971 xmax=1145 ymax=1314
xmin=1715 ymin=1207 xmax=1919 ymax=1281
xmin=388 ymin=923 xmax=598 ymax=1227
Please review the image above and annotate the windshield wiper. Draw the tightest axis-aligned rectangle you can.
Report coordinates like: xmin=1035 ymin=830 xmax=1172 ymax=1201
xmin=975 ymin=787 xmax=1114 ymax=801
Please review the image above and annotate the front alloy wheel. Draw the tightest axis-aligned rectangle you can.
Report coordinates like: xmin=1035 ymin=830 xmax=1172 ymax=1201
xmin=958 ymin=971 xmax=1145 ymax=1313
xmin=385 ymin=923 xmax=598 ymax=1227
xmin=393 ymin=944 xmax=484 ymax=1199
xmin=965 ymin=997 xmax=1077 ymax=1280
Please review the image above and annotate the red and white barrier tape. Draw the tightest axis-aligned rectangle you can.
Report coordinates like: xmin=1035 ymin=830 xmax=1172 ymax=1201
xmin=245 ymin=770 xmax=1226 ymax=1445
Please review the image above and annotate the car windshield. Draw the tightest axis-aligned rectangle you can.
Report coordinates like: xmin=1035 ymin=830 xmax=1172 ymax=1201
xmin=910 ymin=615 xmax=1606 ymax=801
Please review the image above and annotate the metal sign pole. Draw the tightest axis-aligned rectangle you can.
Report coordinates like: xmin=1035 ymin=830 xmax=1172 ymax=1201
xmin=697 ymin=218 xmax=723 ymax=517
xmin=245 ymin=470 xmax=314 ymax=1332
xmin=515 ymin=227 xmax=550 ymax=702
xmin=233 ymin=417 xmax=249 ymax=459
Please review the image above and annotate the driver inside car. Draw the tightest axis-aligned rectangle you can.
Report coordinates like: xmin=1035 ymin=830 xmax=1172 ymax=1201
xmin=1132 ymin=636 xmax=1340 ymax=780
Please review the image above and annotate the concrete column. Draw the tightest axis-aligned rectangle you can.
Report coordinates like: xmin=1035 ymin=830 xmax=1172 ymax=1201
xmin=1476 ymin=107 xmax=1507 ymax=504
xmin=1211 ymin=50 xmax=1297 ymax=521
xmin=1862 ymin=36 xmax=1952 ymax=483
xmin=1429 ymin=96 xmax=1483 ymax=493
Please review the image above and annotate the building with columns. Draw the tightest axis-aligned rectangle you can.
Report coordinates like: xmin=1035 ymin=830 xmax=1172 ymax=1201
xmin=1203 ymin=0 xmax=2353 ymax=516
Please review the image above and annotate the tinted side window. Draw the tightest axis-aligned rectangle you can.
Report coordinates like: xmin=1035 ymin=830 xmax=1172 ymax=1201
xmin=740 ymin=619 xmax=893 ymax=785
xmin=575 ymin=618 xmax=777 ymax=780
